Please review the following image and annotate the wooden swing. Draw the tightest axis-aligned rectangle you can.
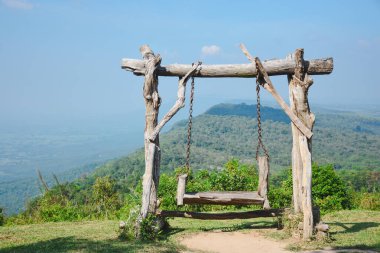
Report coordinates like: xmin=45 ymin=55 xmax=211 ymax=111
xmin=176 ymin=60 xmax=270 ymax=210
xmin=122 ymin=44 xmax=333 ymax=237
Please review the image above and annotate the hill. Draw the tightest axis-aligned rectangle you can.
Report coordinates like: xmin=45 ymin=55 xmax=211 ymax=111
xmin=2 ymin=103 xmax=380 ymax=214
xmin=73 ymin=103 xmax=380 ymax=196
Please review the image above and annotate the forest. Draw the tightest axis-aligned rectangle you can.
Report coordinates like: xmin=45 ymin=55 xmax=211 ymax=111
xmin=1 ymin=103 xmax=379 ymax=228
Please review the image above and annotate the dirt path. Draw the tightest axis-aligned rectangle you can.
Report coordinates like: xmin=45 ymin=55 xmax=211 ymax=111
xmin=180 ymin=230 xmax=290 ymax=253
xmin=179 ymin=231 xmax=378 ymax=253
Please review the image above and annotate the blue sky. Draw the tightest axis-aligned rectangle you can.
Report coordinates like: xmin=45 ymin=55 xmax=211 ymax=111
xmin=0 ymin=0 xmax=379 ymax=124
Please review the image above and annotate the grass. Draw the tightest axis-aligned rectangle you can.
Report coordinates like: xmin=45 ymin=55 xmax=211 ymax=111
xmin=0 ymin=210 xmax=379 ymax=252
xmin=0 ymin=220 xmax=180 ymax=253
xmin=263 ymin=210 xmax=380 ymax=252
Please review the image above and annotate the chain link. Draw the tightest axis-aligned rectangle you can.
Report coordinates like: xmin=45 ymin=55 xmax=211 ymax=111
xmin=256 ymin=70 xmax=270 ymax=160
xmin=185 ymin=76 xmax=195 ymax=171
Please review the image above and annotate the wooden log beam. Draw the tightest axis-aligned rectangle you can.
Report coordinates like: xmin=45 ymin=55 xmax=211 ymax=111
xmin=148 ymin=63 xmax=201 ymax=142
xmin=239 ymin=44 xmax=313 ymax=139
xmin=122 ymin=58 xmax=333 ymax=78
xmin=183 ymin=191 xmax=264 ymax=205
xmin=157 ymin=209 xmax=284 ymax=220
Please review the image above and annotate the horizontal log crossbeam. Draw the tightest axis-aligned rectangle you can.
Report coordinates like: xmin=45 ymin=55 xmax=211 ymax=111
xmin=122 ymin=58 xmax=333 ymax=78
xmin=157 ymin=208 xmax=284 ymax=220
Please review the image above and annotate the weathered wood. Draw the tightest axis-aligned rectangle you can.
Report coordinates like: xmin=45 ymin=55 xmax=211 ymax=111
xmin=183 ymin=191 xmax=264 ymax=205
xmin=239 ymin=44 xmax=313 ymax=139
xmin=176 ymin=174 xmax=187 ymax=206
xmin=122 ymin=58 xmax=333 ymax=78
xmin=288 ymin=49 xmax=315 ymax=240
xmin=315 ymin=223 xmax=329 ymax=232
xmin=140 ymin=45 xmax=162 ymax=220
xmin=257 ymin=156 xmax=271 ymax=209
xmin=157 ymin=208 xmax=284 ymax=220
xmin=148 ymin=63 xmax=201 ymax=142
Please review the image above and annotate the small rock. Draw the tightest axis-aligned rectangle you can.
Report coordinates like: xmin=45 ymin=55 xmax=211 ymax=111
xmin=119 ymin=221 xmax=126 ymax=229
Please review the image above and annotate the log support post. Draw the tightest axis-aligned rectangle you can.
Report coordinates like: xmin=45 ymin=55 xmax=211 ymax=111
xmin=288 ymin=49 xmax=315 ymax=240
xmin=140 ymin=45 xmax=162 ymax=221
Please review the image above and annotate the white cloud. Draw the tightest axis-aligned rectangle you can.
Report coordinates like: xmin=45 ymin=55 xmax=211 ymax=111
xmin=2 ymin=0 xmax=33 ymax=10
xmin=201 ymin=45 xmax=221 ymax=56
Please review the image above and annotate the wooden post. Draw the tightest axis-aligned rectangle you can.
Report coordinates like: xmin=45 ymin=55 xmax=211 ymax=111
xmin=257 ymin=156 xmax=270 ymax=209
xmin=176 ymin=174 xmax=187 ymax=206
xmin=140 ymin=45 xmax=162 ymax=220
xmin=288 ymin=49 xmax=315 ymax=240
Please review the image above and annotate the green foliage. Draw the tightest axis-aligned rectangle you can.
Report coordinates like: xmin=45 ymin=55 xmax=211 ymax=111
xmin=92 ymin=176 xmax=121 ymax=219
xmin=313 ymin=164 xmax=351 ymax=213
xmin=118 ymin=205 xmax=140 ymax=241
xmin=0 ymin=207 xmax=4 ymax=226
xmin=352 ymin=192 xmax=380 ymax=210
xmin=139 ymin=214 xmax=161 ymax=241
xmin=268 ymin=168 xmax=293 ymax=209
xmin=337 ymin=169 xmax=380 ymax=192
xmin=269 ymin=164 xmax=353 ymax=213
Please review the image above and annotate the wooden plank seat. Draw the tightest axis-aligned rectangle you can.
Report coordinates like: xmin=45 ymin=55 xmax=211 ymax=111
xmin=176 ymin=156 xmax=270 ymax=208
xmin=182 ymin=191 xmax=264 ymax=205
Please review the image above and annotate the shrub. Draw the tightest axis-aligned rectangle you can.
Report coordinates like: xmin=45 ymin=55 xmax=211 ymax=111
xmin=92 ymin=176 xmax=122 ymax=219
xmin=312 ymin=164 xmax=351 ymax=213
xmin=352 ymin=192 xmax=380 ymax=210
xmin=268 ymin=168 xmax=292 ymax=209
xmin=139 ymin=214 xmax=161 ymax=241
xmin=118 ymin=205 xmax=140 ymax=241
xmin=269 ymin=164 xmax=351 ymax=213
xmin=0 ymin=207 xmax=4 ymax=226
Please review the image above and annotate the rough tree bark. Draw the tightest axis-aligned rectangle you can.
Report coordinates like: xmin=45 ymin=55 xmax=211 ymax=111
xmin=257 ymin=156 xmax=270 ymax=209
xmin=122 ymin=58 xmax=333 ymax=77
xmin=140 ymin=45 xmax=162 ymax=220
xmin=239 ymin=44 xmax=312 ymax=139
xmin=288 ymin=49 xmax=315 ymax=240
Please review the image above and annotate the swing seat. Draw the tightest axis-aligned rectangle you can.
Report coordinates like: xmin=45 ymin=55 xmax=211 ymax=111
xmin=180 ymin=191 xmax=264 ymax=205
xmin=176 ymin=156 xmax=270 ymax=208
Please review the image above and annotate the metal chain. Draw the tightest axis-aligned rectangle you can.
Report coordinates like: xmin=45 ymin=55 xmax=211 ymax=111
xmin=256 ymin=71 xmax=270 ymax=160
xmin=185 ymin=76 xmax=195 ymax=171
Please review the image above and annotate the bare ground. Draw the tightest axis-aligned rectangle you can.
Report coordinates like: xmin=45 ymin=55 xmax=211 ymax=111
xmin=179 ymin=230 xmax=290 ymax=253
xmin=179 ymin=230 xmax=378 ymax=253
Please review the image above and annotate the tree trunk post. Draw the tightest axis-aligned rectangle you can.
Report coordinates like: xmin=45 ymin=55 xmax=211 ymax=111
xmin=140 ymin=45 xmax=162 ymax=221
xmin=288 ymin=49 xmax=315 ymax=240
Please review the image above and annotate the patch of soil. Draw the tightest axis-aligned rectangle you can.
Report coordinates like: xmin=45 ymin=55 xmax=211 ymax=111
xmin=180 ymin=230 xmax=290 ymax=253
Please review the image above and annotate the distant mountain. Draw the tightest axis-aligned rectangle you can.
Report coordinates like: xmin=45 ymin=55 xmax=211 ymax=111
xmin=59 ymin=103 xmax=380 ymax=198
xmin=2 ymin=103 xmax=380 ymax=214
xmin=205 ymin=103 xmax=290 ymax=124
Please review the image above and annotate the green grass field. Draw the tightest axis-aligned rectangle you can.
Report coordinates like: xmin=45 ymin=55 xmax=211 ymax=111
xmin=0 ymin=210 xmax=379 ymax=252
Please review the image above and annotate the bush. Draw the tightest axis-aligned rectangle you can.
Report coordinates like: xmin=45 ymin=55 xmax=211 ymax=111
xmin=352 ymin=192 xmax=380 ymax=210
xmin=92 ymin=176 xmax=121 ymax=219
xmin=269 ymin=164 xmax=352 ymax=214
xmin=118 ymin=204 xmax=140 ymax=241
xmin=268 ymin=168 xmax=292 ymax=209
xmin=139 ymin=214 xmax=160 ymax=241
xmin=0 ymin=207 xmax=4 ymax=226
xmin=312 ymin=164 xmax=351 ymax=213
